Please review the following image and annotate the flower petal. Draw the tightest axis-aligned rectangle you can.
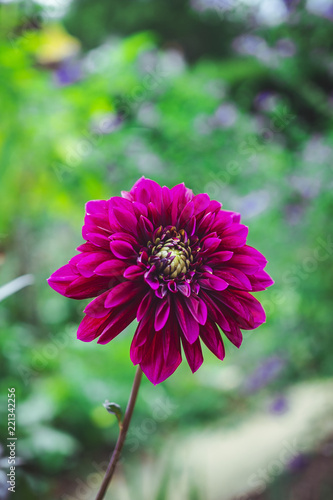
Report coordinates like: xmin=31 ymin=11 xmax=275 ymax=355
xmin=175 ymin=299 xmax=200 ymax=344
xmin=110 ymin=240 xmax=137 ymax=260
xmin=199 ymin=273 xmax=229 ymax=291
xmin=200 ymin=322 xmax=225 ymax=360
xmin=154 ymin=299 xmax=170 ymax=332
xmin=77 ymin=314 xmax=110 ymax=342
xmin=97 ymin=299 xmax=139 ymax=344
xmin=181 ymin=335 xmax=203 ymax=373
xmin=104 ymin=281 xmax=141 ymax=308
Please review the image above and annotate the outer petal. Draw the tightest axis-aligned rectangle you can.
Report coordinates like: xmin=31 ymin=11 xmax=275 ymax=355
xmin=181 ymin=335 xmax=203 ymax=373
xmin=139 ymin=320 xmax=182 ymax=385
xmin=47 ymin=264 xmax=79 ymax=296
xmin=64 ymin=275 xmax=111 ymax=299
xmin=77 ymin=314 xmax=111 ymax=342
xmin=200 ymin=321 xmax=225 ymax=360
xmin=175 ymin=299 xmax=200 ymax=344
xmin=97 ymin=298 xmax=140 ymax=344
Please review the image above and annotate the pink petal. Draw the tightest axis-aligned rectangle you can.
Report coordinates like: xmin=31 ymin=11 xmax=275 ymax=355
xmin=228 ymin=254 xmax=261 ymax=275
xmin=199 ymin=273 xmax=229 ymax=291
xmin=192 ymin=193 xmax=210 ymax=215
xmin=65 ymin=275 xmax=110 ymax=299
xmin=185 ymin=295 xmax=207 ymax=325
xmin=200 ymin=237 xmax=221 ymax=256
xmin=177 ymin=282 xmax=191 ymax=297
xmin=85 ymin=199 xmax=108 ymax=215
xmin=94 ymin=259 xmax=127 ymax=277
xmin=123 ymin=265 xmax=145 ymax=280
xmin=249 ymin=270 xmax=274 ymax=291
xmin=178 ymin=201 xmax=194 ymax=227
xmin=154 ymin=299 xmax=170 ymax=331
xmin=223 ymin=321 xmax=243 ymax=348
xmin=200 ymin=322 xmax=225 ymax=360
xmin=97 ymin=299 xmax=139 ymax=344
xmin=84 ymin=232 xmax=110 ymax=249
xmin=110 ymin=240 xmax=137 ymax=260
xmin=137 ymin=291 xmax=154 ymax=321
xmin=76 ymin=252 xmax=111 ymax=278
xmin=138 ymin=322 xmax=182 ymax=385
xmin=130 ymin=316 xmax=155 ymax=364
xmin=215 ymin=268 xmax=252 ymax=290
xmin=77 ymin=314 xmax=110 ymax=342
xmin=221 ymin=224 xmax=248 ymax=248
xmin=175 ymin=299 xmax=200 ymax=344
xmin=181 ymin=335 xmax=203 ymax=373
xmin=144 ymin=266 xmax=160 ymax=290
xmin=112 ymin=207 xmax=138 ymax=235
xmin=104 ymin=281 xmax=141 ymax=308
xmin=84 ymin=290 xmax=111 ymax=318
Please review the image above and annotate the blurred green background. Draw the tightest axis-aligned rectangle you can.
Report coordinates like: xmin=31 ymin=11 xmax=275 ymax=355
xmin=1 ymin=0 xmax=333 ymax=499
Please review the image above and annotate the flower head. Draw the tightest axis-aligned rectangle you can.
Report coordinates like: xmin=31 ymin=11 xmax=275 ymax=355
xmin=48 ymin=178 xmax=274 ymax=384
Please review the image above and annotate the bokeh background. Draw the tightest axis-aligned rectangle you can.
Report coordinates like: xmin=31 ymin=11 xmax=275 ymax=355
xmin=1 ymin=0 xmax=333 ymax=499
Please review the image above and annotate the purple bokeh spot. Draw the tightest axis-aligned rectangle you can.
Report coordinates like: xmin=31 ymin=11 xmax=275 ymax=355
xmin=287 ymin=454 xmax=309 ymax=472
xmin=269 ymin=395 xmax=289 ymax=415
xmin=54 ymin=59 xmax=82 ymax=87
xmin=243 ymin=355 xmax=287 ymax=393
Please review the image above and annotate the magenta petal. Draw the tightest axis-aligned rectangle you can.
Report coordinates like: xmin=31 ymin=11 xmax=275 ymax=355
xmin=65 ymin=275 xmax=110 ymax=299
xmin=130 ymin=317 xmax=155 ymax=363
xmin=185 ymin=295 xmax=207 ymax=325
xmin=123 ymin=265 xmax=145 ymax=280
xmin=48 ymin=264 xmax=78 ymax=295
xmin=229 ymin=255 xmax=261 ymax=275
xmin=138 ymin=215 xmax=154 ymax=241
xmin=177 ymin=282 xmax=191 ymax=297
xmin=137 ymin=291 xmax=154 ymax=321
xmin=199 ymin=273 xmax=229 ymax=291
xmin=144 ymin=266 xmax=160 ymax=290
xmin=48 ymin=265 xmax=77 ymax=282
xmin=221 ymin=224 xmax=249 ymax=248
xmin=215 ymin=268 xmax=252 ymax=290
xmin=139 ymin=324 xmax=182 ymax=385
xmin=112 ymin=207 xmax=138 ymax=234
xmin=175 ymin=299 xmax=200 ymax=344
xmin=86 ymin=199 xmax=108 ymax=215
xmin=223 ymin=321 xmax=243 ymax=348
xmin=239 ymin=245 xmax=268 ymax=267
xmin=192 ymin=193 xmax=210 ymax=215
xmin=200 ymin=237 xmax=221 ymax=256
xmin=94 ymin=259 xmax=126 ymax=277
xmin=104 ymin=281 xmax=140 ymax=308
xmin=154 ymin=299 xmax=170 ymax=331
xmin=85 ymin=232 xmax=110 ymax=249
xmin=234 ymin=291 xmax=266 ymax=328
xmin=77 ymin=314 xmax=110 ymax=342
xmin=76 ymin=252 xmax=111 ymax=278
xmin=97 ymin=299 xmax=139 ymax=344
xmin=178 ymin=201 xmax=194 ymax=227
xmin=207 ymin=251 xmax=234 ymax=265
xmin=84 ymin=290 xmax=110 ymax=318
xmin=181 ymin=335 xmax=203 ymax=373
xmin=249 ymin=270 xmax=274 ymax=291
xmin=200 ymin=322 xmax=225 ymax=360
xmin=110 ymin=240 xmax=137 ymax=260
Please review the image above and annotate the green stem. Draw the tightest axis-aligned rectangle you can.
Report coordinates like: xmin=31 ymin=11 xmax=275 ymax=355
xmin=95 ymin=366 xmax=143 ymax=500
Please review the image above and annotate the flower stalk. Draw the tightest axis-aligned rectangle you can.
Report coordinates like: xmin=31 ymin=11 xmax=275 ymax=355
xmin=95 ymin=366 xmax=143 ymax=500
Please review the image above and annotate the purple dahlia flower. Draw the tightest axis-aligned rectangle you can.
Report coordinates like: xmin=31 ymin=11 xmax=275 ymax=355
xmin=48 ymin=177 xmax=273 ymax=384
